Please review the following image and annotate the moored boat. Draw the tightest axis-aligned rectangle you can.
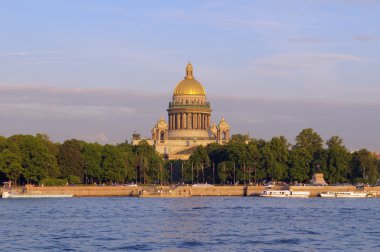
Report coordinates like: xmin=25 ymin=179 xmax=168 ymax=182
xmin=319 ymin=191 xmax=374 ymax=198
xmin=260 ymin=190 xmax=310 ymax=198
xmin=2 ymin=191 xmax=73 ymax=199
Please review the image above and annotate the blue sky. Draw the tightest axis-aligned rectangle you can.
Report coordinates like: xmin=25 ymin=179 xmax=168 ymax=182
xmin=0 ymin=0 xmax=380 ymax=150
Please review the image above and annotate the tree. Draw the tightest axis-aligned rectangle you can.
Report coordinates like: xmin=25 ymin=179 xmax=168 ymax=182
xmin=295 ymin=128 xmax=323 ymax=154
xmin=217 ymin=161 xmax=234 ymax=184
xmin=101 ymin=145 xmax=126 ymax=183
xmin=351 ymin=149 xmax=378 ymax=184
xmin=58 ymin=139 xmax=85 ymax=180
xmin=289 ymin=148 xmax=312 ymax=182
xmin=264 ymin=136 xmax=290 ymax=182
xmin=82 ymin=143 xmax=103 ymax=184
xmin=117 ymin=143 xmax=136 ymax=183
xmin=188 ymin=146 xmax=210 ymax=183
xmin=294 ymin=128 xmax=324 ymax=178
xmin=325 ymin=136 xmax=350 ymax=184
xmin=0 ymin=149 xmax=22 ymax=185
xmin=133 ymin=141 xmax=163 ymax=184
xmin=7 ymin=135 xmax=60 ymax=184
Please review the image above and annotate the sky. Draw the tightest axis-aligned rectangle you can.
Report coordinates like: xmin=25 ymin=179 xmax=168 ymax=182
xmin=0 ymin=0 xmax=380 ymax=151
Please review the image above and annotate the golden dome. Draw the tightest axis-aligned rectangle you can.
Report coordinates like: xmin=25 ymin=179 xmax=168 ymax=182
xmin=173 ymin=63 xmax=206 ymax=96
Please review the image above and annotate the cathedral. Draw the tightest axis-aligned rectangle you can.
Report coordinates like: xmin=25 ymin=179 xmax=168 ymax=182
xmin=132 ymin=63 xmax=230 ymax=160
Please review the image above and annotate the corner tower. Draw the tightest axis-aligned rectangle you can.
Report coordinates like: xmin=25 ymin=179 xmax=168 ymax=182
xmin=167 ymin=63 xmax=212 ymax=140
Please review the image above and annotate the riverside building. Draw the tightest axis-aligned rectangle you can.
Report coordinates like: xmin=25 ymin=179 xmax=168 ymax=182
xmin=132 ymin=63 xmax=231 ymax=160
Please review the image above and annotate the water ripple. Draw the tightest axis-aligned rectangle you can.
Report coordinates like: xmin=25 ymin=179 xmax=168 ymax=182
xmin=1 ymin=197 xmax=380 ymax=251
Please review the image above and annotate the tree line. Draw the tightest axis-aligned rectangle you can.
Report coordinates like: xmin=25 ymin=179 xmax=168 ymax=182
xmin=0 ymin=134 xmax=166 ymax=186
xmin=173 ymin=128 xmax=380 ymax=185
xmin=0 ymin=128 xmax=379 ymax=186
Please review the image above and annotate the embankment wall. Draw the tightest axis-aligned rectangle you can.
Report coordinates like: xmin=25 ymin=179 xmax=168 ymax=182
xmin=3 ymin=185 xmax=380 ymax=197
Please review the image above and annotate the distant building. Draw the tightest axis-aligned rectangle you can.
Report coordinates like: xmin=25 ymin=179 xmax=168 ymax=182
xmin=132 ymin=63 xmax=230 ymax=160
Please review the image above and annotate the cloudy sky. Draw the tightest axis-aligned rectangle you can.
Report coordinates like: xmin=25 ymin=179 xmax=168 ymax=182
xmin=0 ymin=0 xmax=379 ymax=151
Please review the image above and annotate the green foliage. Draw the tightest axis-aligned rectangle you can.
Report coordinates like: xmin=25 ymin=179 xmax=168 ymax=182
xmin=0 ymin=149 xmax=22 ymax=185
xmin=133 ymin=141 xmax=163 ymax=184
xmin=8 ymin=135 xmax=60 ymax=184
xmin=187 ymin=146 xmax=210 ymax=183
xmin=325 ymin=136 xmax=350 ymax=184
xmin=68 ymin=175 xmax=81 ymax=185
xmin=0 ymin=130 xmax=378 ymax=186
xmin=351 ymin=149 xmax=378 ymax=185
xmin=289 ymin=147 xmax=312 ymax=182
xmin=101 ymin=145 xmax=126 ymax=183
xmin=264 ymin=136 xmax=290 ymax=181
xmin=82 ymin=143 xmax=103 ymax=183
xmin=39 ymin=178 xmax=67 ymax=186
xmin=58 ymin=139 xmax=85 ymax=180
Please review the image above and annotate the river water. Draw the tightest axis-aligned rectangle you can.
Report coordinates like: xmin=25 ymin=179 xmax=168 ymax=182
xmin=1 ymin=197 xmax=380 ymax=251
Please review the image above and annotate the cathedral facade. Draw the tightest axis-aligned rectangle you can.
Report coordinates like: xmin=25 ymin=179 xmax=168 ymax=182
xmin=132 ymin=63 xmax=230 ymax=160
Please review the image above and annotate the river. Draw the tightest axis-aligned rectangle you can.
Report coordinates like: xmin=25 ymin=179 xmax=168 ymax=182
xmin=1 ymin=197 xmax=379 ymax=251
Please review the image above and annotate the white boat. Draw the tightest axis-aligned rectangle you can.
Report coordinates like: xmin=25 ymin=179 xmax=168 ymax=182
xmin=260 ymin=190 xmax=310 ymax=198
xmin=319 ymin=191 xmax=374 ymax=198
xmin=192 ymin=184 xmax=214 ymax=187
xmin=2 ymin=191 xmax=73 ymax=199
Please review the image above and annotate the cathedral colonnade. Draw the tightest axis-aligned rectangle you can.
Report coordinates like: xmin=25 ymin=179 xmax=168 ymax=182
xmin=168 ymin=112 xmax=211 ymax=130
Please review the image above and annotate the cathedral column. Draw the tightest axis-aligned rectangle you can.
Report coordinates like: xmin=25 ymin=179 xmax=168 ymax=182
xmin=194 ymin=113 xmax=197 ymax=129
xmin=182 ymin=113 xmax=187 ymax=129
xmin=207 ymin=115 xmax=210 ymax=128
xmin=198 ymin=114 xmax=201 ymax=129
xmin=188 ymin=113 xmax=192 ymax=129
xmin=200 ymin=114 xmax=203 ymax=129
xmin=179 ymin=113 xmax=183 ymax=129
xmin=169 ymin=114 xmax=172 ymax=130
xmin=202 ymin=114 xmax=206 ymax=129
xmin=176 ymin=113 xmax=181 ymax=130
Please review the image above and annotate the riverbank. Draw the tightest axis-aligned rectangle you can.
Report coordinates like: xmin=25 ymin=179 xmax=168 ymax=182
xmin=2 ymin=184 xmax=380 ymax=198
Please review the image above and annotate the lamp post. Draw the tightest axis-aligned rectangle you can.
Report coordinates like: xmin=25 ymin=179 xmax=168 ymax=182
xmin=212 ymin=163 xmax=215 ymax=185
xmin=181 ymin=161 xmax=184 ymax=184
xmin=170 ymin=163 xmax=173 ymax=185
xmin=85 ymin=161 xmax=88 ymax=186
xmin=192 ymin=163 xmax=194 ymax=185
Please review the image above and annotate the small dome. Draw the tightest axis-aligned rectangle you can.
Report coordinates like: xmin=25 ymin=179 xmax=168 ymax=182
xmin=173 ymin=63 xmax=206 ymax=96
xmin=218 ymin=117 xmax=230 ymax=128
xmin=156 ymin=116 xmax=168 ymax=128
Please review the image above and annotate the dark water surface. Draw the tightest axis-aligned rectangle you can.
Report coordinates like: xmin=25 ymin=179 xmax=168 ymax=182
xmin=1 ymin=197 xmax=380 ymax=251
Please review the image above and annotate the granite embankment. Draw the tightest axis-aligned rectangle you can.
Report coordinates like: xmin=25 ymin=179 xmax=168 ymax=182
xmin=2 ymin=185 xmax=379 ymax=197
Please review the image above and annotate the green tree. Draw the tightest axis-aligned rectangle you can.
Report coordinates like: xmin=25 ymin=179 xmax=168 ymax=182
xmin=58 ymin=139 xmax=84 ymax=180
xmin=187 ymin=146 xmax=210 ymax=184
xmin=133 ymin=141 xmax=163 ymax=184
xmin=325 ymin=136 xmax=350 ymax=184
xmin=294 ymin=128 xmax=324 ymax=178
xmin=246 ymin=140 xmax=261 ymax=183
xmin=0 ymin=149 xmax=22 ymax=185
xmin=8 ymin=135 xmax=60 ymax=183
xmin=101 ymin=144 xmax=126 ymax=183
xmin=82 ymin=143 xmax=103 ymax=183
xmin=351 ymin=149 xmax=378 ymax=184
xmin=117 ymin=143 xmax=137 ymax=183
xmin=264 ymin=136 xmax=290 ymax=182
xmin=289 ymin=147 xmax=312 ymax=182
xmin=217 ymin=161 xmax=234 ymax=184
